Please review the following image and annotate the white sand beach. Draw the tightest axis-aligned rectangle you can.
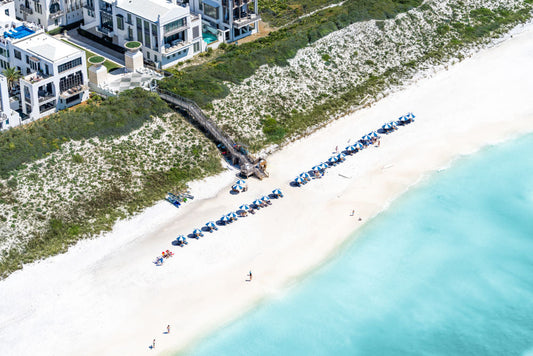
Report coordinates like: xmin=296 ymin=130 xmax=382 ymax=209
xmin=1 ymin=22 xmax=533 ymax=356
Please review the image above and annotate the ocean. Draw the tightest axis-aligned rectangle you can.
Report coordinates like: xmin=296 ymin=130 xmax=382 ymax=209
xmin=184 ymin=134 xmax=533 ymax=356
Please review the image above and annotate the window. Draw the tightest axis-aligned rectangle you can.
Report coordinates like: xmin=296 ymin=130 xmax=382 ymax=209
xmin=127 ymin=27 xmax=133 ymax=41
xmin=136 ymin=17 xmax=143 ymax=44
xmin=151 ymin=24 xmax=158 ymax=50
xmin=193 ymin=41 xmax=200 ymax=53
xmin=117 ymin=15 xmax=124 ymax=30
xmin=59 ymin=71 xmax=83 ymax=92
xmin=0 ymin=48 xmax=9 ymax=58
xmin=58 ymin=57 xmax=82 ymax=73
xmin=127 ymin=13 xmax=132 ymax=24
xmin=143 ymin=20 xmax=150 ymax=48
xmin=14 ymin=50 xmax=21 ymax=60
xmin=34 ymin=1 xmax=42 ymax=14
xmin=100 ymin=11 xmax=113 ymax=31
xmin=203 ymin=3 xmax=219 ymax=20
xmin=192 ymin=26 xmax=199 ymax=39
xmin=4 ymin=9 xmax=9 ymax=16
xmin=164 ymin=18 xmax=185 ymax=33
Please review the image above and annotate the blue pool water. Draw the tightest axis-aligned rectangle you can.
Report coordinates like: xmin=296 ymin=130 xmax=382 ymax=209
xmin=185 ymin=133 xmax=533 ymax=356
xmin=4 ymin=26 xmax=35 ymax=39
xmin=203 ymin=32 xmax=218 ymax=44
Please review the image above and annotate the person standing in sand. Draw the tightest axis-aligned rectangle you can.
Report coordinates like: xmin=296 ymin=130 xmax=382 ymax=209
xmin=248 ymin=271 xmax=253 ymax=281
xmin=152 ymin=339 xmax=156 ymax=349
xmin=167 ymin=325 xmax=170 ymax=334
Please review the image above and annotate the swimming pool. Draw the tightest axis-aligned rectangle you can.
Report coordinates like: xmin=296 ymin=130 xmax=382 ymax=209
xmin=4 ymin=26 xmax=35 ymax=40
xmin=202 ymin=32 xmax=217 ymax=44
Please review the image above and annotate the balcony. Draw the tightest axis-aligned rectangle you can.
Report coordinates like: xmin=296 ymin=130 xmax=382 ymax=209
xmin=49 ymin=10 xmax=64 ymax=19
xmin=163 ymin=24 xmax=189 ymax=38
xmin=19 ymin=4 xmax=33 ymax=14
xmin=38 ymin=92 xmax=55 ymax=103
xmin=82 ymin=3 xmax=94 ymax=10
xmin=96 ymin=26 xmax=114 ymax=36
xmin=60 ymin=85 xmax=87 ymax=99
xmin=233 ymin=13 xmax=260 ymax=28
xmin=163 ymin=40 xmax=190 ymax=53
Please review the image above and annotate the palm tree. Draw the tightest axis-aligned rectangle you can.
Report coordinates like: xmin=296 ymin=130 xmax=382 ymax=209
xmin=3 ymin=67 xmax=22 ymax=95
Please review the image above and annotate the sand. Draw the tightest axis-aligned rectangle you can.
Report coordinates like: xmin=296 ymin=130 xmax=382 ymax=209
xmin=1 ymin=22 xmax=533 ymax=356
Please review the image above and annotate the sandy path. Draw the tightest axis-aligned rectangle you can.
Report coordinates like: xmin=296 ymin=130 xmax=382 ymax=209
xmin=1 ymin=22 xmax=533 ymax=356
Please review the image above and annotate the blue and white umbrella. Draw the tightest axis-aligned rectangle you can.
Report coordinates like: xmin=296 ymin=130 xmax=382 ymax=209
xmin=327 ymin=156 xmax=338 ymax=164
xmin=177 ymin=234 xmax=185 ymax=242
xmin=354 ymin=142 xmax=364 ymax=150
xmin=232 ymin=184 xmax=245 ymax=191
xmin=206 ymin=221 xmax=217 ymax=230
xmin=261 ymin=196 xmax=270 ymax=202
xmin=319 ymin=162 xmax=329 ymax=170
xmin=193 ymin=228 xmax=203 ymax=236
xmin=227 ymin=212 xmax=238 ymax=220
xmin=369 ymin=131 xmax=379 ymax=138
xmin=272 ymin=189 xmax=283 ymax=196
xmin=312 ymin=165 xmax=322 ymax=172
xmin=382 ymin=123 xmax=394 ymax=131
xmin=299 ymin=172 xmax=311 ymax=180
xmin=406 ymin=112 xmax=415 ymax=120
xmin=345 ymin=145 xmax=355 ymax=152
xmin=236 ymin=179 xmax=247 ymax=186
xmin=397 ymin=115 xmax=408 ymax=123
xmin=220 ymin=215 xmax=230 ymax=223
xmin=362 ymin=134 xmax=373 ymax=142
xmin=294 ymin=177 xmax=306 ymax=185
xmin=239 ymin=204 xmax=250 ymax=211
xmin=336 ymin=153 xmax=346 ymax=161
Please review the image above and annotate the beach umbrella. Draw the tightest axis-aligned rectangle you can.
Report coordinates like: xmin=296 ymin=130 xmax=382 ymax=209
xmin=206 ymin=221 xmax=216 ymax=230
xmin=177 ymin=234 xmax=185 ymax=242
xmin=193 ymin=228 xmax=203 ymax=236
xmin=294 ymin=177 xmax=305 ymax=185
xmin=311 ymin=165 xmax=322 ymax=172
xmin=354 ymin=142 xmax=364 ymax=150
xmin=319 ymin=162 xmax=329 ymax=170
xmin=261 ymin=196 xmax=270 ymax=202
xmin=272 ymin=189 xmax=283 ymax=196
xmin=362 ymin=134 xmax=373 ymax=142
xmin=382 ymin=123 xmax=393 ymax=131
xmin=406 ymin=112 xmax=415 ymax=120
xmin=397 ymin=115 xmax=407 ymax=123
xmin=236 ymin=179 xmax=247 ymax=186
xmin=369 ymin=131 xmax=379 ymax=138
xmin=299 ymin=172 xmax=311 ymax=180
xmin=253 ymin=199 xmax=263 ymax=206
xmin=232 ymin=184 xmax=244 ymax=191
xmin=239 ymin=204 xmax=250 ymax=211
xmin=327 ymin=156 xmax=338 ymax=164
xmin=227 ymin=212 xmax=238 ymax=220
xmin=336 ymin=153 xmax=346 ymax=161
xmin=220 ymin=215 xmax=230 ymax=223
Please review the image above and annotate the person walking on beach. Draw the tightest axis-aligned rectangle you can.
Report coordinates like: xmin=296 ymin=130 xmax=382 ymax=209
xmin=167 ymin=325 xmax=170 ymax=334
xmin=152 ymin=339 xmax=156 ymax=349
xmin=248 ymin=270 xmax=253 ymax=281
xmin=351 ymin=210 xmax=355 ymax=216
xmin=335 ymin=146 xmax=338 ymax=153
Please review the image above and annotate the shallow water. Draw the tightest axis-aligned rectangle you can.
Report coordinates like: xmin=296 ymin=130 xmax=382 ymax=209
xmin=185 ymin=134 xmax=533 ymax=356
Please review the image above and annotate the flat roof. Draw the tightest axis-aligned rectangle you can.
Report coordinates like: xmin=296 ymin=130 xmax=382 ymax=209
xmin=14 ymin=33 xmax=82 ymax=62
xmin=115 ymin=0 xmax=189 ymax=23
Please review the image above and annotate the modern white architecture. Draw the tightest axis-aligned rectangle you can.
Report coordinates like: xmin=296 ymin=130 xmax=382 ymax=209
xmin=188 ymin=0 xmax=259 ymax=43
xmin=0 ymin=13 xmax=88 ymax=130
xmin=14 ymin=0 xmax=84 ymax=30
xmin=0 ymin=0 xmax=16 ymax=19
xmin=81 ymin=0 xmax=205 ymax=69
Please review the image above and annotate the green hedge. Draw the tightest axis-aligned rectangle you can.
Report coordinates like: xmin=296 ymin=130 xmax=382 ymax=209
xmin=0 ymin=88 xmax=169 ymax=177
xmin=159 ymin=0 xmax=422 ymax=107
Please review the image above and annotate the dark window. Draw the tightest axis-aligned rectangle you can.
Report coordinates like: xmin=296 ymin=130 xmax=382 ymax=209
xmin=59 ymin=71 xmax=83 ymax=92
xmin=14 ymin=50 xmax=21 ymax=60
xmin=192 ymin=26 xmax=199 ymax=39
xmin=117 ymin=15 xmax=124 ymax=30
xmin=144 ymin=20 xmax=151 ymax=48
xmin=58 ymin=57 xmax=82 ymax=73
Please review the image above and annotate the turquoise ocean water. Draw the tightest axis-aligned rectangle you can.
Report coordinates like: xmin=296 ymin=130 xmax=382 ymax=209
xmin=185 ymin=134 xmax=533 ymax=356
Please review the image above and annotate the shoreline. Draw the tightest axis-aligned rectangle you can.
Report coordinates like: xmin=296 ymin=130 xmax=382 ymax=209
xmin=1 ymin=21 xmax=533 ymax=356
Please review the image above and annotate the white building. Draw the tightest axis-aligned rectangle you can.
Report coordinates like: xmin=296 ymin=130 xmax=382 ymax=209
xmin=0 ymin=14 xmax=88 ymax=130
xmin=81 ymin=0 xmax=205 ymax=69
xmin=0 ymin=0 xmax=16 ymax=18
xmin=188 ymin=0 xmax=259 ymax=43
xmin=14 ymin=0 xmax=83 ymax=30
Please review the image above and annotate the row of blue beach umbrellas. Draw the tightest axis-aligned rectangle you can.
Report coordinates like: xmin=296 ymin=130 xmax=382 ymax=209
xmin=293 ymin=113 xmax=416 ymax=186
xmin=175 ymin=189 xmax=284 ymax=244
